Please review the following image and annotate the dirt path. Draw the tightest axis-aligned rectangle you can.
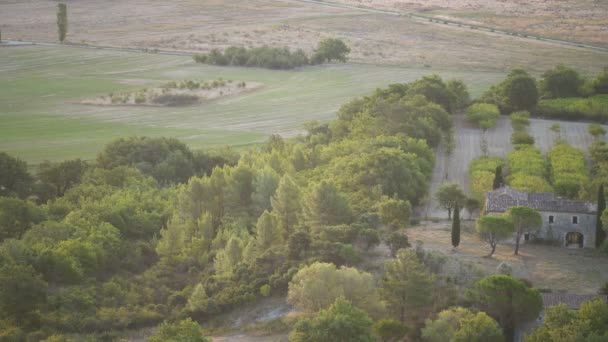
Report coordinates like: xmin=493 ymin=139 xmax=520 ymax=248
xmin=420 ymin=114 xmax=603 ymax=219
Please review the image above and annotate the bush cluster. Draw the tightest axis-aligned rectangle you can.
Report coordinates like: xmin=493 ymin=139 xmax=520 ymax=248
xmin=507 ymin=146 xmax=552 ymax=193
xmin=469 ymin=157 xmax=503 ymax=200
xmin=193 ymin=38 xmax=350 ymax=70
xmin=534 ymin=95 xmax=608 ymax=122
xmin=161 ymin=78 xmax=229 ymax=90
xmin=547 ymin=143 xmax=589 ymax=198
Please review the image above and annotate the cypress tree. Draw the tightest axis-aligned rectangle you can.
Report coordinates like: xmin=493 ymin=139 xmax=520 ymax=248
xmin=452 ymin=203 xmax=460 ymax=248
xmin=596 ymin=184 xmax=606 ymax=248
xmin=493 ymin=165 xmax=503 ymax=190
xmin=57 ymin=3 xmax=67 ymax=43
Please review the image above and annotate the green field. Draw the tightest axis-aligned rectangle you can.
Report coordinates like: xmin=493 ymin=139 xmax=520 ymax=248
xmin=0 ymin=45 xmax=505 ymax=163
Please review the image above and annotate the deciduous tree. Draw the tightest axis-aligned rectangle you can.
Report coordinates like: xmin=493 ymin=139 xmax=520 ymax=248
xmin=287 ymin=262 xmax=384 ymax=316
xmin=149 ymin=318 xmax=210 ymax=342
xmin=422 ymin=307 xmax=504 ymax=342
xmin=311 ymin=38 xmax=351 ymax=63
xmin=37 ymin=159 xmax=87 ymax=199
xmin=0 ymin=197 xmax=44 ymax=241
xmin=0 ymin=152 xmax=32 ymax=198
xmin=373 ymin=319 xmax=408 ymax=342
xmin=506 ymin=206 xmax=542 ymax=255
xmin=540 ymin=64 xmax=583 ymax=98
xmin=464 ymin=198 xmax=480 ymax=219
xmin=289 ymin=297 xmax=374 ymax=342
xmin=376 ymin=196 xmax=411 ymax=229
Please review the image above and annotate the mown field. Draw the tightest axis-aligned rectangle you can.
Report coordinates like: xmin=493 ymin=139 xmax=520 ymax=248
xmin=1 ymin=0 xmax=607 ymax=72
xmin=0 ymin=45 xmax=507 ymax=163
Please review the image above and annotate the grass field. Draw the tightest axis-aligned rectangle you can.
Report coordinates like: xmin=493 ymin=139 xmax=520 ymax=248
xmin=1 ymin=0 xmax=607 ymax=72
xmin=0 ymin=45 xmax=507 ymax=164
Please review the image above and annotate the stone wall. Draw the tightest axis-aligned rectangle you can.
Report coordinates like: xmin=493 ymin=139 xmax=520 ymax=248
xmin=537 ymin=211 xmax=596 ymax=248
xmin=486 ymin=210 xmax=597 ymax=248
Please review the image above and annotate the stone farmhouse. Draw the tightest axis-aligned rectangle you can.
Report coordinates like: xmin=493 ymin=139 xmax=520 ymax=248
xmin=485 ymin=186 xmax=597 ymax=248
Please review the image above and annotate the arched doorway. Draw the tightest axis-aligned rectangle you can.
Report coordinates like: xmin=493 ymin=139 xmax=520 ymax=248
xmin=565 ymin=232 xmax=584 ymax=248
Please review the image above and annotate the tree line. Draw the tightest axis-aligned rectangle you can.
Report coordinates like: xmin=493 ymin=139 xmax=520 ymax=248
xmin=468 ymin=65 xmax=608 ymax=123
xmin=193 ymin=38 xmax=351 ymax=70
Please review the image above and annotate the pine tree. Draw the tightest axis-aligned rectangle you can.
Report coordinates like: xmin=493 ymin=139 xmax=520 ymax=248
xmin=255 ymin=210 xmax=282 ymax=251
xmin=493 ymin=166 xmax=503 ymax=190
xmin=57 ymin=3 xmax=67 ymax=43
xmin=302 ymin=180 xmax=351 ymax=231
xmin=271 ymin=175 xmax=301 ymax=239
xmin=596 ymin=184 xmax=606 ymax=248
xmin=452 ymin=203 xmax=461 ymax=248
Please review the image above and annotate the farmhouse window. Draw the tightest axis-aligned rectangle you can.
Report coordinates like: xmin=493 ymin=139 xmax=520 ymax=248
xmin=548 ymin=215 xmax=554 ymax=223
xmin=572 ymin=216 xmax=578 ymax=224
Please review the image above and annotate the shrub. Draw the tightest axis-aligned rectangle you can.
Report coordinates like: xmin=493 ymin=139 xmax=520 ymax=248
xmin=508 ymin=146 xmax=547 ymax=177
xmin=151 ymin=94 xmax=199 ymax=106
xmin=260 ymin=284 xmax=271 ymax=297
xmin=511 ymin=132 xmax=534 ymax=146
xmin=134 ymin=94 xmax=146 ymax=104
xmin=469 ymin=157 xmax=504 ymax=199
xmin=466 ymin=103 xmax=500 ymax=130
xmin=193 ymin=46 xmax=310 ymax=70
xmin=510 ymin=111 xmax=530 ymax=131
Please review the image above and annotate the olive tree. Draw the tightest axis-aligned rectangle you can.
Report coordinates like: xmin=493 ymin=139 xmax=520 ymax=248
xmin=476 ymin=215 xmax=513 ymax=257
xmin=435 ymin=183 xmax=466 ymax=219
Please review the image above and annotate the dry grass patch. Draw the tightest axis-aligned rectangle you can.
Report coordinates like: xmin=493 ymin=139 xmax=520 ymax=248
xmin=330 ymin=0 xmax=608 ymax=46
xmin=407 ymin=223 xmax=608 ymax=294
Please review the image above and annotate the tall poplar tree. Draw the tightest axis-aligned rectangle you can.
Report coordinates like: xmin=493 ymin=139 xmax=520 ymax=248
xmin=452 ymin=203 xmax=460 ymax=248
xmin=597 ymin=184 xmax=606 ymax=247
xmin=57 ymin=3 xmax=68 ymax=43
